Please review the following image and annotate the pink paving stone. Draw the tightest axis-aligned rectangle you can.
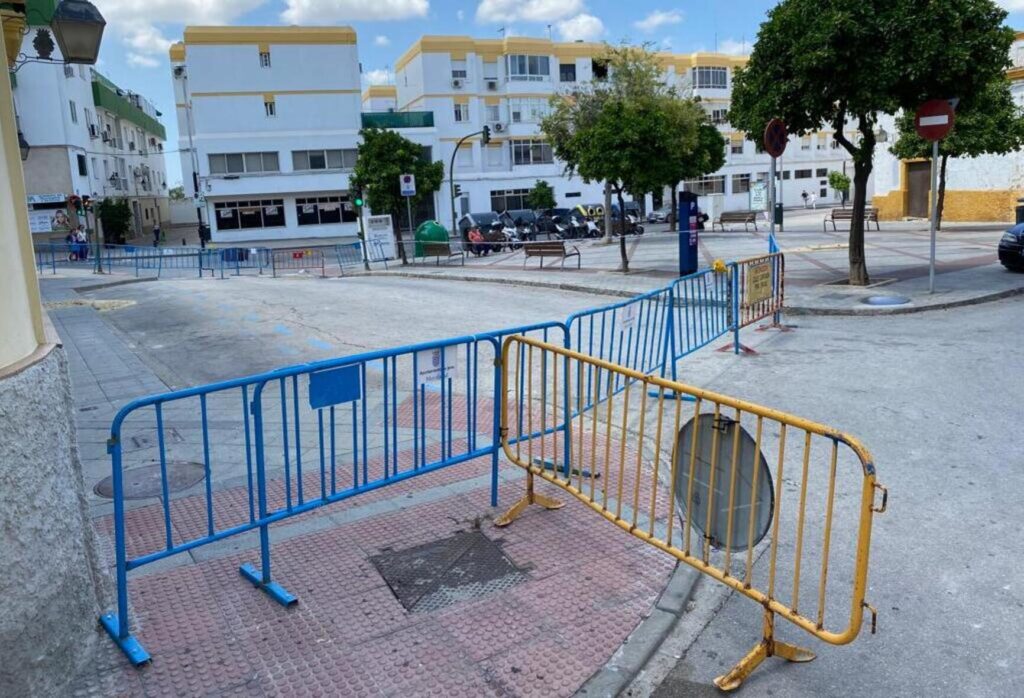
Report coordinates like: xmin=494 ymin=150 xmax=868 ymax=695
xmin=78 ymin=445 xmax=676 ymax=696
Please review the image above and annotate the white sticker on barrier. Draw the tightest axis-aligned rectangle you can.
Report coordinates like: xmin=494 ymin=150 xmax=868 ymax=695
xmin=416 ymin=348 xmax=459 ymax=385
xmin=618 ymin=303 xmax=639 ymax=333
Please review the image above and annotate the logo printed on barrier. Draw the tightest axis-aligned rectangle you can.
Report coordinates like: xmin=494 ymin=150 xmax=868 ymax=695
xmin=618 ymin=303 xmax=639 ymax=333
xmin=745 ymin=261 xmax=773 ymax=306
xmin=416 ymin=348 xmax=457 ymax=385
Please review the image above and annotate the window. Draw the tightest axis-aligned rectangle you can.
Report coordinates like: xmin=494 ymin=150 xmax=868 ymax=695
xmin=259 ymin=51 xmax=271 ymax=68
xmin=830 ymin=138 xmax=841 ymax=150
xmin=483 ymin=61 xmax=498 ymax=80
xmin=509 ymin=98 xmax=549 ymax=123
xmin=510 ymin=139 xmax=553 ymax=165
xmin=209 ymin=152 xmax=279 ymax=174
xmin=506 ymin=54 xmax=550 ymax=81
xmin=711 ymin=108 xmax=729 ymax=125
xmin=782 ymin=170 xmax=791 ymax=180
xmin=795 ymin=169 xmax=812 ymax=179
xmin=214 ymin=199 xmax=285 ymax=231
xmin=592 ymin=59 xmax=609 ymax=81
xmin=420 ymin=145 xmax=433 ymax=162
xmin=732 ymin=173 xmax=751 ymax=194
xmin=77 ymin=154 xmax=87 ymax=176
xmin=454 ymin=102 xmax=469 ymax=122
xmin=485 ymin=104 xmax=501 ymax=123
xmin=264 ymin=100 xmax=276 ymax=117
xmin=292 ymin=149 xmax=358 ymax=171
xmin=730 ymin=137 xmax=744 ymax=155
xmin=69 ymin=100 xmax=78 ymax=124
xmin=559 ymin=63 xmax=576 ymax=82
xmin=817 ymin=134 xmax=829 ymax=150
xmin=91 ymin=157 xmax=98 ymax=178
xmin=801 ymin=135 xmax=812 ymax=151
xmin=455 ymin=145 xmax=473 ymax=168
xmin=296 ymin=196 xmax=358 ymax=226
xmin=451 ymin=59 xmax=467 ymax=79
xmin=692 ymin=66 xmax=727 ymax=89
xmin=683 ymin=175 xmax=725 ymax=195
xmin=491 ymin=188 xmax=531 ymax=211
xmin=816 ymin=168 xmax=828 ymax=178
xmin=485 ymin=144 xmax=504 ymax=167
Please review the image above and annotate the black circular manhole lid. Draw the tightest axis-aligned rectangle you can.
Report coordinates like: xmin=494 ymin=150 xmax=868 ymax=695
xmin=94 ymin=462 xmax=206 ymax=500
xmin=862 ymin=294 xmax=911 ymax=306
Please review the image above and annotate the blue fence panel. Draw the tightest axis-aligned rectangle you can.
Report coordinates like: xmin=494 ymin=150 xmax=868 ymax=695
xmin=669 ymin=267 xmax=733 ymax=364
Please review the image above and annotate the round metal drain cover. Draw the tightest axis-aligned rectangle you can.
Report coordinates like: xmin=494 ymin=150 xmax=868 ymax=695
xmin=94 ymin=461 xmax=206 ymax=500
xmin=862 ymin=295 xmax=910 ymax=306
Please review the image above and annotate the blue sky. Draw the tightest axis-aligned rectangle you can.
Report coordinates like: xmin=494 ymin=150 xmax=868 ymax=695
xmin=91 ymin=0 xmax=1024 ymax=187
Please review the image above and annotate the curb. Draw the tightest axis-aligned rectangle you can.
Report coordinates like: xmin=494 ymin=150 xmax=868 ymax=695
xmin=71 ymin=276 xmax=157 ymax=293
xmin=787 ymin=283 xmax=1024 ymax=316
xmin=576 ymin=563 xmax=701 ymax=698
xmin=365 ymin=270 xmax=657 ymax=301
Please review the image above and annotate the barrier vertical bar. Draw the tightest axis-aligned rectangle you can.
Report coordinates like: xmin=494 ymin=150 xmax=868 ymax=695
xmin=731 ymin=263 xmax=741 ymax=355
xmin=491 ymin=339 xmax=502 ymax=506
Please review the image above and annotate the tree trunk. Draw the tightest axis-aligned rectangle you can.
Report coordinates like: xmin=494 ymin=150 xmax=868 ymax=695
xmin=848 ymin=162 xmax=871 ymax=285
xmin=616 ymin=189 xmax=629 ymax=272
xmin=393 ymin=215 xmax=408 ymax=265
xmin=937 ymin=154 xmax=948 ymax=232
xmin=602 ymin=182 xmax=614 ymax=244
xmin=668 ymin=184 xmax=677 ymax=228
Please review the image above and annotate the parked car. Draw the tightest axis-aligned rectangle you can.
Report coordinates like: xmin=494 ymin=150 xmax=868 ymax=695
xmin=457 ymin=212 xmax=501 ymax=241
xmin=998 ymin=223 xmax=1024 ymax=271
xmin=647 ymin=205 xmax=672 ymax=223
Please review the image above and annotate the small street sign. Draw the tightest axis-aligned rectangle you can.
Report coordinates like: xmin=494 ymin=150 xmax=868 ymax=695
xmin=400 ymin=173 xmax=416 ymax=197
xmin=914 ymin=100 xmax=955 ymax=141
xmin=763 ymin=118 xmax=788 ymax=158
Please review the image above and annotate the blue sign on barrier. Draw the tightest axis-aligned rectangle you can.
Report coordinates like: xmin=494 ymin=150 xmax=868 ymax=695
xmin=309 ymin=364 xmax=362 ymax=408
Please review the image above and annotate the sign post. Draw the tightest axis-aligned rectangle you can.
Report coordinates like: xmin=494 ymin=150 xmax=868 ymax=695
xmin=914 ymin=99 xmax=956 ymax=294
xmin=763 ymin=119 xmax=788 ymax=253
xmin=400 ymin=174 xmax=416 ymax=259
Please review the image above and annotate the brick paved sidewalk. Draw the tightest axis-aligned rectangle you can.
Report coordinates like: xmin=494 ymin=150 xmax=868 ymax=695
xmin=74 ymin=451 xmax=675 ymax=697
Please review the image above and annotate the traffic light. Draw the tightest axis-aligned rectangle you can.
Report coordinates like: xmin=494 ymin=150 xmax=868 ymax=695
xmin=481 ymin=125 xmax=490 ymax=145
xmin=353 ymin=187 xmax=364 ymax=208
xmin=453 ymin=184 xmax=462 ymax=198
xmin=82 ymin=195 xmax=92 ymax=212
xmin=68 ymin=195 xmax=83 ymax=216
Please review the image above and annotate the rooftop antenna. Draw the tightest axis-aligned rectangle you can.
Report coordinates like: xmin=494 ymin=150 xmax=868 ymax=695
xmin=547 ymin=24 xmax=552 ymax=40
xmin=498 ymin=27 xmax=506 ymax=39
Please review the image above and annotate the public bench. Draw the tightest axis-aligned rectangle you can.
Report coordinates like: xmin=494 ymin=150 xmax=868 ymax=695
xmin=826 ymin=207 xmax=880 ymax=231
xmin=713 ymin=211 xmax=759 ymax=232
xmin=522 ymin=240 xmax=581 ymax=269
xmin=415 ymin=241 xmax=465 ymax=265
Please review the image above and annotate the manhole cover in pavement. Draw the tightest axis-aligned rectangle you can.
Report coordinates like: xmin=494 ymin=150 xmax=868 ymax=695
xmin=862 ymin=294 xmax=911 ymax=306
xmin=94 ymin=461 xmax=206 ymax=500
xmin=370 ymin=530 xmax=529 ymax=613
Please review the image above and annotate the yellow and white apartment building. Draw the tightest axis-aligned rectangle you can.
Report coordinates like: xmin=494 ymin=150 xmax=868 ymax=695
xmin=392 ymin=35 xmax=853 ymax=225
xmin=872 ymin=32 xmax=1024 ymax=222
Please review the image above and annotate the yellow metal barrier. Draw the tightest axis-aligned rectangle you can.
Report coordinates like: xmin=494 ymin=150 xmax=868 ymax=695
xmin=496 ymin=335 xmax=886 ymax=691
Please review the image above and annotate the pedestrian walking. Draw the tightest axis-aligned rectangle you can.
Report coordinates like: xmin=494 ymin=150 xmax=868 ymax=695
xmin=152 ymin=223 xmax=161 ymax=247
xmin=801 ymin=190 xmax=809 ymax=208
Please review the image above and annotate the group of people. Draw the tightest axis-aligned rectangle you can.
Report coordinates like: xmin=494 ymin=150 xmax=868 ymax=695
xmin=64 ymin=226 xmax=89 ymax=261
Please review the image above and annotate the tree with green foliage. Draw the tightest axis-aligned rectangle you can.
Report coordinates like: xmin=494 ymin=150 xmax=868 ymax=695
xmin=526 ymin=180 xmax=557 ymax=210
xmin=890 ymin=77 xmax=1024 ymax=229
xmin=661 ymin=99 xmax=727 ymax=227
xmin=542 ymin=44 xmax=711 ymax=271
xmin=95 ymin=198 xmax=132 ymax=245
xmin=730 ymin=0 xmax=1013 ymax=285
xmin=168 ymin=185 xmax=185 ymax=201
xmin=351 ymin=127 xmax=445 ymax=263
xmin=827 ymin=171 xmax=851 ymax=207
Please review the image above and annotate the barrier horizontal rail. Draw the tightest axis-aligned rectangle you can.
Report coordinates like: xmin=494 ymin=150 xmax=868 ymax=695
xmin=497 ymin=335 xmax=884 ymax=691
xmin=271 ymin=247 xmax=327 ymax=278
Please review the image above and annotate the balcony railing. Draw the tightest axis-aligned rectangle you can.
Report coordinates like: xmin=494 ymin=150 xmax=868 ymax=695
xmin=360 ymin=111 xmax=434 ymax=129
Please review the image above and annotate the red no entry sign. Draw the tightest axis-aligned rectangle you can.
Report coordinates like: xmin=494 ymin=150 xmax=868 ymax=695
xmin=915 ymin=100 xmax=955 ymax=141
xmin=763 ymin=118 xmax=788 ymax=158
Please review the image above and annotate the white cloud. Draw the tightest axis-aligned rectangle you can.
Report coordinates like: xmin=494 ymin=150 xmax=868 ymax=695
xmin=126 ymin=52 xmax=160 ymax=68
xmin=476 ymin=0 xmax=583 ymax=23
xmin=634 ymin=9 xmax=683 ymax=33
xmin=374 ymin=35 xmax=391 ymax=46
xmin=457 ymin=9 xmax=465 ymax=21
xmin=281 ymin=0 xmax=429 ymax=23
xmin=100 ymin=0 xmax=265 ymax=63
xmin=555 ymin=13 xmax=604 ymax=42
xmin=996 ymin=1 xmax=1024 ymax=11
xmin=363 ymin=68 xmax=394 ymax=85
xmin=717 ymin=38 xmax=749 ymax=55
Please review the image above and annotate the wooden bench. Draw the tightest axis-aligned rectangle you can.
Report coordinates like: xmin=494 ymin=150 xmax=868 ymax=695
xmin=826 ymin=207 xmax=880 ymax=231
xmin=522 ymin=240 xmax=581 ymax=269
xmin=713 ymin=211 xmax=759 ymax=231
xmin=415 ymin=241 xmax=465 ymax=266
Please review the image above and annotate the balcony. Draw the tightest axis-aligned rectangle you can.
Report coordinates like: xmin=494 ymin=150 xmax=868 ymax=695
xmin=361 ymin=111 xmax=434 ymax=129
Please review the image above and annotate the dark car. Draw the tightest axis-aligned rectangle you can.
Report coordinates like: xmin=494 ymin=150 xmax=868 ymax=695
xmin=457 ymin=212 xmax=501 ymax=240
xmin=998 ymin=223 xmax=1024 ymax=271
xmin=646 ymin=205 xmax=672 ymax=223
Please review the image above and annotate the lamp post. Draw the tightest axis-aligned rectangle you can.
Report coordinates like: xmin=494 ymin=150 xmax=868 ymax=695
xmin=9 ymin=0 xmax=105 ymax=71
xmin=448 ymin=125 xmax=490 ymax=236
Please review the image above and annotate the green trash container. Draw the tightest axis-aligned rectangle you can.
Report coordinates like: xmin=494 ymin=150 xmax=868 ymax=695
xmin=414 ymin=220 xmax=449 ymax=257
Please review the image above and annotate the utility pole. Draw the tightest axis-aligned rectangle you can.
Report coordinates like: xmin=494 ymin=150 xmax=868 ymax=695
xmin=448 ymin=126 xmax=490 ymax=236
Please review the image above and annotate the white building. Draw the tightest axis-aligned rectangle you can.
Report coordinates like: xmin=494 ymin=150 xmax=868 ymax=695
xmin=170 ymin=26 xmax=366 ymax=244
xmin=872 ymin=31 xmax=1024 ymax=222
xmin=392 ymin=36 xmax=854 ymax=226
xmin=15 ymin=20 xmax=168 ymax=241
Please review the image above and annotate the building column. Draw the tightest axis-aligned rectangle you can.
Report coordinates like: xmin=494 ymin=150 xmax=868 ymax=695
xmin=0 ymin=13 xmax=107 ymax=697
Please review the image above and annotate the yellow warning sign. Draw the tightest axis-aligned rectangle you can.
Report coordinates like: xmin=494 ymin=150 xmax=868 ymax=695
xmin=745 ymin=261 xmax=773 ymax=305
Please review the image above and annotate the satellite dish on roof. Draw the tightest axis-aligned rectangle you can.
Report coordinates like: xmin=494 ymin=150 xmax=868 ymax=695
xmin=674 ymin=413 xmax=774 ymax=552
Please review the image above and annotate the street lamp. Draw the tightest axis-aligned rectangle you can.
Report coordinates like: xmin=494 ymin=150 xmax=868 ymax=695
xmin=50 ymin=0 xmax=106 ymax=64
xmin=18 ymin=130 xmax=29 ymax=161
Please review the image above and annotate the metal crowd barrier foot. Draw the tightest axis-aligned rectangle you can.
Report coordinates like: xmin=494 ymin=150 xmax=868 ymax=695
xmin=716 ymin=342 xmax=758 ymax=355
xmin=239 ymin=563 xmax=299 ymax=607
xmin=714 ymin=610 xmax=815 ymax=692
xmin=494 ymin=472 xmax=564 ymax=527
xmin=99 ymin=613 xmax=151 ymax=666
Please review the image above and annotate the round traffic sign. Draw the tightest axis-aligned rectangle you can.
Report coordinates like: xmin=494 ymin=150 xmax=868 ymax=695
xmin=763 ymin=118 xmax=788 ymax=158
xmin=914 ymin=100 xmax=955 ymax=141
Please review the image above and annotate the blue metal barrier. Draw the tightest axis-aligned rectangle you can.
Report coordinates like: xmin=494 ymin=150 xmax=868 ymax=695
xmin=668 ymin=266 xmax=733 ymax=367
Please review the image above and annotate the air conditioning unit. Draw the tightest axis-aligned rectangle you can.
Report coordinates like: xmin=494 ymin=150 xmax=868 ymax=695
xmin=129 ymin=141 xmax=136 ymax=151
xmin=486 ymin=80 xmax=497 ymax=91
xmin=451 ymin=78 xmax=464 ymax=88
xmin=493 ymin=122 xmax=505 ymax=133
